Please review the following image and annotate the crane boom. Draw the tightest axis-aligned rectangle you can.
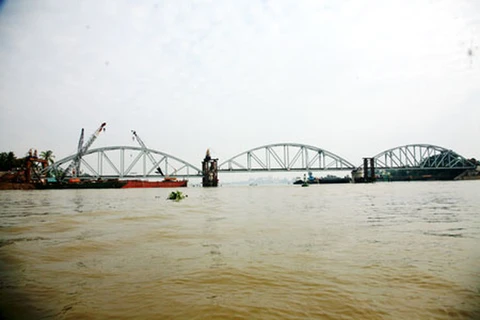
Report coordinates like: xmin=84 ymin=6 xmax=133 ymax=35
xmin=61 ymin=122 xmax=107 ymax=180
xmin=75 ymin=128 xmax=85 ymax=178
xmin=131 ymin=130 xmax=164 ymax=176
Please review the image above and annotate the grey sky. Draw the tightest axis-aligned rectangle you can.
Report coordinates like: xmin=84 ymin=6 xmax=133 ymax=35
xmin=0 ymin=0 xmax=479 ymax=167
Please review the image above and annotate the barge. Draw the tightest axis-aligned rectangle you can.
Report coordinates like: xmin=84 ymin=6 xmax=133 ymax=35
xmin=34 ymin=177 xmax=188 ymax=189
xmin=35 ymin=178 xmax=127 ymax=189
xmin=122 ymin=177 xmax=188 ymax=188
xmin=294 ymin=172 xmax=351 ymax=185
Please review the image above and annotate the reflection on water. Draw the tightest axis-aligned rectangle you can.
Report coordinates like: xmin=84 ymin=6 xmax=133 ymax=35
xmin=0 ymin=182 xmax=479 ymax=319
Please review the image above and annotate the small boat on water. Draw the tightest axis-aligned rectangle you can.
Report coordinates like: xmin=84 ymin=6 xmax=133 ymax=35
xmin=295 ymin=174 xmax=310 ymax=187
xmin=294 ymin=172 xmax=352 ymax=185
xmin=122 ymin=177 xmax=188 ymax=188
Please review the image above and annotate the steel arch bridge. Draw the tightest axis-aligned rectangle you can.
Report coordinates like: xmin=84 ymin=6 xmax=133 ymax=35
xmin=218 ymin=143 xmax=356 ymax=172
xmin=43 ymin=143 xmax=476 ymax=180
xmin=368 ymin=144 xmax=475 ymax=170
xmin=46 ymin=146 xmax=202 ymax=178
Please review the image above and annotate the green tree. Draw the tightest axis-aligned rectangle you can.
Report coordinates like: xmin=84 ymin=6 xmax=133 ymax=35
xmin=0 ymin=152 xmax=8 ymax=170
xmin=0 ymin=152 xmax=19 ymax=171
xmin=40 ymin=150 xmax=55 ymax=165
xmin=6 ymin=152 xmax=15 ymax=168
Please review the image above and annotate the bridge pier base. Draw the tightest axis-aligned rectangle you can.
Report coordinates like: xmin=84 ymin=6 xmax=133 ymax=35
xmin=352 ymin=157 xmax=376 ymax=183
xmin=202 ymin=149 xmax=218 ymax=187
xmin=362 ymin=157 xmax=376 ymax=183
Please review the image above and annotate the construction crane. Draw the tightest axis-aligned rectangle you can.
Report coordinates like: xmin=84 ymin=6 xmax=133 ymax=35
xmin=60 ymin=122 xmax=107 ymax=180
xmin=131 ymin=130 xmax=164 ymax=176
xmin=75 ymin=128 xmax=85 ymax=178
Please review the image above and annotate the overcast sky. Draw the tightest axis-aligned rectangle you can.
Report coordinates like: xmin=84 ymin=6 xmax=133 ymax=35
xmin=0 ymin=0 xmax=479 ymax=167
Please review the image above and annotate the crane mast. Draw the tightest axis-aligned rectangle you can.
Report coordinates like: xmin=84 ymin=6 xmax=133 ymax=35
xmin=131 ymin=130 xmax=164 ymax=176
xmin=75 ymin=128 xmax=85 ymax=178
xmin=61 ymin=122 xmax=107 ymax=180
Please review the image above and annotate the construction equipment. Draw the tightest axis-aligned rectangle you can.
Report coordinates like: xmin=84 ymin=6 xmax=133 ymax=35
xmin=60 ymin=122 xmax=107 ymax=180
xmin=131 ymin=130 xmax=164 ymax=175
xmin=75 ymin=128 xmax=84 ymax=178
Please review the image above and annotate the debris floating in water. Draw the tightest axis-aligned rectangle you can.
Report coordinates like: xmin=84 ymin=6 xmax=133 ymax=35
xmin=167 ymin=190 xmax=187 ymax=201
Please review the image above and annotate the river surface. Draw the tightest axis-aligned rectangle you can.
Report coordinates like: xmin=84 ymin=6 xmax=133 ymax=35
xmin=0 ymin=181 xmax=479 ymax=319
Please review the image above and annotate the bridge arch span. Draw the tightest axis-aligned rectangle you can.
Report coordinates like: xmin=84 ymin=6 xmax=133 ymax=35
xmin=219 ymin=143 xmax=356 ymax=172
xmin=370 ymin=144 xmax=475 ymax=169
xmin=47 ymin=146 xmax=202 ymax=178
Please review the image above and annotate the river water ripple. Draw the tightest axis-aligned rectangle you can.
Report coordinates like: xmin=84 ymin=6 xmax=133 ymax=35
xmin=0 ymin=181 xmax=479 ymax=319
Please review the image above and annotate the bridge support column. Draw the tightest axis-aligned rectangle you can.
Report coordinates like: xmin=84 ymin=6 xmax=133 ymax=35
xmin=361 ymin=157 xmax=376 ymax=183
xmin=363 ymin=158 xmax=368 ymax=182
xmin=202 ymin=149 xmax=218 ymax=187
xmin=370 ymin=158 xmax=376 ymax=182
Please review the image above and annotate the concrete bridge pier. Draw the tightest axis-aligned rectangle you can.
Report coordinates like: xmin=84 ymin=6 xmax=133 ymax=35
xmin=202 ymin=149 xmax=218 ymax=187
xmin=362 ymin=157 xmax=376 ymax=182
xmin=353 ymin=157 xmax=376 ymax=183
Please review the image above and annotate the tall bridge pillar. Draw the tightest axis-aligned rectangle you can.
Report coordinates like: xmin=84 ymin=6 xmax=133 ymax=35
xmin=362 ymin=157 xmax=376 ymax=183
xmin=202 ymin=149 xmax=218 ymax=187
xmin=353 ymin=157 xmax=376 ymax=183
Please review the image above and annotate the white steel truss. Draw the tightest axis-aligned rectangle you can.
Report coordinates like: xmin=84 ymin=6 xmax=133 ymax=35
xmin=372 ymin=144 xmax=475 ymax=169
xmin=218 ymin=143 xmax=355 ymax=172
xmin=46 ymin=146 xmax=202 ymax=178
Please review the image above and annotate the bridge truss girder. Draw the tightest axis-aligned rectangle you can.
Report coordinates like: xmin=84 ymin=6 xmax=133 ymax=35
xmin=45 ymin=146 xmax=202 ymax=178
xmin=371 ymin=144 xmax=475 ymax=170
xmin=218 ymin=143 xmax=356 ymax=172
